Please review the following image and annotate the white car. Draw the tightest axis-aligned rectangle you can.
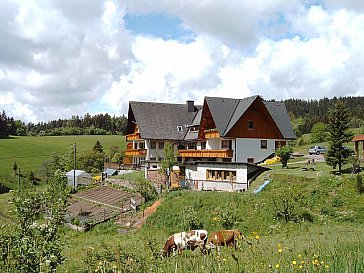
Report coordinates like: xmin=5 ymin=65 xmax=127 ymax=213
xmin=308 ymin=145 xmax=327 ymax=155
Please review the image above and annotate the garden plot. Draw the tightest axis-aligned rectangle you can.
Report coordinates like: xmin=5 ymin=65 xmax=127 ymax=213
xmin=66 ymin=185 xmax=142 ymax=228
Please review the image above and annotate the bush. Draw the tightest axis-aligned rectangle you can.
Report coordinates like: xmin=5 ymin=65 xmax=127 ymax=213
xmin=275 ymin=145 xmax=293 ymax=168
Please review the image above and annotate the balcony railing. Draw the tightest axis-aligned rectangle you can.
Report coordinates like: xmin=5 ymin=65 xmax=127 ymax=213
xmin=125 ymin=149 xmax=146 ymax=156
xmin=179 ymin=149 xmax=233 ymax=158
xmin=126 ymin=133 xmax=141 ymax=141
xmin=204 ymin=129 xmax=220 ymax=139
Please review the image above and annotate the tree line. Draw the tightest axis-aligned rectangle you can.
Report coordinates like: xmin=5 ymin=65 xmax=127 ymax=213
xmin=281 ymin=96 xmax=364 ymax=136
xmin=0 ymin=111 xmax=128 ymax=138
xmin=2 ymin=96 xmax=364 ymax=138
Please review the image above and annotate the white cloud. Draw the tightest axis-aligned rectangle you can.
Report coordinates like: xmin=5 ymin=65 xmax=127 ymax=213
xmin=1 ymin=0 xmax=364 ymax=123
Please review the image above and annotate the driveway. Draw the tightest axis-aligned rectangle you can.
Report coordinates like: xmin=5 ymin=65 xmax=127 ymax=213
xmin=303 ymin=153 xmax=325 ymax=162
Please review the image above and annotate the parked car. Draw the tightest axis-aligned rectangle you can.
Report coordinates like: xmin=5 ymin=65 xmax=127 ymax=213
xmin=308 ymin=145 xmax=327 ymax=155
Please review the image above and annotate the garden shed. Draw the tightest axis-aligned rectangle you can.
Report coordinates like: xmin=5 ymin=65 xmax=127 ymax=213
xmin=353 ymin=134 xmax=364 ymax=160
xmin=66 ymin=170 xmax=92 ymax=188
xmin=103 ymin=168 xmax=118 ymax=179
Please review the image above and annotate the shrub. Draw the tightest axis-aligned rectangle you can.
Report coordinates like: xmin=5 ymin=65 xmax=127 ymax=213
xmin=275 ymin=146 xmax=293 ymax=168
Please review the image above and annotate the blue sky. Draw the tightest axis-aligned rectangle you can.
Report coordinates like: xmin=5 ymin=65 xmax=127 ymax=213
xmin=0 ymin=0 xmax=364 ymax=123
xmin=124 ymin=13 xmax=194 ymax=41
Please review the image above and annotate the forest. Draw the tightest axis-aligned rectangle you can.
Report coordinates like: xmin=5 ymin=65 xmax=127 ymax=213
xmin=282 ymin=96 xmax=364 ymax=135
xmin=1 ymin=96 xmax=364 ymax=138
xmin=0 ymin=112 xmax=128 ymax=137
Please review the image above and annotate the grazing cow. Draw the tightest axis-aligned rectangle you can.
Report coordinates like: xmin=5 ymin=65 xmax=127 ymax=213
xmin=207 ymin=230 xmax=248 ymax=255
xmin=162 ymin=230 xmax=208 ymax=257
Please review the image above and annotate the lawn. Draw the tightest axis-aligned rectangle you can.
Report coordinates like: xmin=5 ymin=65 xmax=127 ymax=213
xmin=0 ymin=135 xmax=126 ymax=180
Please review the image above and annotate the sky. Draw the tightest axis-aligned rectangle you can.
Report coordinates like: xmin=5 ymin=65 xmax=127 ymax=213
xmin=1 ymin=0 xmax=364 ymax=123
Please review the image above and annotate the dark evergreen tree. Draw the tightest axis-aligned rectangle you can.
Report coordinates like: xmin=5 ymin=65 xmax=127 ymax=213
xmin=326 ymin=101 xmax=354 ymax=173
xmin=13 ymin=162 xmax=18 ymax=175
xmin=93 ymin=140 xmax=104 ymax=153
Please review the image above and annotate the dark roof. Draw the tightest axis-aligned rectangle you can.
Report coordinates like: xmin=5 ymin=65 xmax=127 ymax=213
xmin=184 ymin=109 xmax=202 ymax=141
xmin=205 ymin=96 xmax=241 ymax=135
xmin=204 ymin=95 xmax=295 ymax=139
xmin=128 ymin=101 xmax=201 ymax=140
xmin=263 ymin=101 xmax=296 ymax=139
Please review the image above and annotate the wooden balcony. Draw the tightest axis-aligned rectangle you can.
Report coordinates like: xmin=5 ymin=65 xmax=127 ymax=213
xmin=126 ymin=133 xmax=141 ymax=141
xmin=204 ymin=129 xmax=220 ymax=139
xmin=125 ymin=149 xmax=146 ymax=156
xmin=179 ymin=149 xmax=233 ymax=158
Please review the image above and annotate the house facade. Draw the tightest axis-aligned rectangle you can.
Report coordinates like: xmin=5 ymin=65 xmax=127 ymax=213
xmin=125 ymin=95 xmax=295 ymax=191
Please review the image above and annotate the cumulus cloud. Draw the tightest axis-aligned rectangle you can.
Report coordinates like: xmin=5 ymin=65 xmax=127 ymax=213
xmin=0 ymin=0 xmax=131 ymax=122
xmin=1 ymin=0 xmax=364 ymax=123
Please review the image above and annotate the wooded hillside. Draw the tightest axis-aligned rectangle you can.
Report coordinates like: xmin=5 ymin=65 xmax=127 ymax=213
xmin=281 ymin=96 xmax=364 ymax=134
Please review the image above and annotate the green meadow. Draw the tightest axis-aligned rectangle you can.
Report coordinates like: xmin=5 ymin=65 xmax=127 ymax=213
xmin=1 ymin=133 xmax=364 ymax=272
xmin=55 ymin=171 xmax=364 ymax=272
xmin=0 ymin=135 xmax=125 ymax=181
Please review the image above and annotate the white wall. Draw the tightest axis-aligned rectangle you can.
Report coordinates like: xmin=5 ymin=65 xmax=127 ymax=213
xmin=234 ymin=138 xmax=275 ymax=163
xmin=206 ymin=138 xmax=221 ymax=150
xmin=185 ymin=163 xmax=248 ymax=192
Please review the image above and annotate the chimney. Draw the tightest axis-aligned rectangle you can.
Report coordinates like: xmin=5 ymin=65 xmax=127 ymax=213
xmin=186 ymin=100 xmax=194 ymax=112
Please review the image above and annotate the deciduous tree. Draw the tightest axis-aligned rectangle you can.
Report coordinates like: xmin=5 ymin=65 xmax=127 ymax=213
xmin=275 ymin=145 xmax=293 ymax=168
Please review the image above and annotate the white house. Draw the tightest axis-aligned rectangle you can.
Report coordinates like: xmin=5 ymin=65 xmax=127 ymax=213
xmin=184 ymin=162 xmax=270 ymax=192
xmin=125 ymin=95 xmax=295 ymax=191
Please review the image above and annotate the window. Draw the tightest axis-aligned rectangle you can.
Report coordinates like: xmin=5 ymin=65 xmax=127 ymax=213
xmin=188 ymin=142 xmax=197 ymax=150
xmin=139 ymin=142 xmax=145 ymax=149
xmin=159 ymin=141 xmax=164 ymax=149
xmin=221 ymin=140 xmax=232 ymax=149
xmin=247 ymin=158 xmax=254 ymax=164
xmin=248 ymin=120 xmax=254 ymax=129
xmin=177 ymin=126 xmax=183 ymax=132
xmin=200 ymin=141 xmax=206 ymax=150
xmin=151 ymin=141 xmax=156 ymax=149
xmin=261 ymin=140 xmax=267 ymax=149
xmin=206 ymin=169 xmax=236 ymax=181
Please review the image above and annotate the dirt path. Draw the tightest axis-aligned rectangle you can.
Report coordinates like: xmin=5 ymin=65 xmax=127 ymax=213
xmin=132 ymin=199 xmax=162 ymax=229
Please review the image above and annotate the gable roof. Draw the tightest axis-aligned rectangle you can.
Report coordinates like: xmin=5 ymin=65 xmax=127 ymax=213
xmin=66 ymin=170 xmax=87 ymax=177
xmin=352 ymin=134 xmax=364 ymax=142
xmin=204 ymin=95 xmax=295 ymax=139
xmin=184 ymin=109 xmax=202 ymax=141
xmin=263 ymin=101 xmax=296 ymax=139
xmin=204 ymin=96 xmax=242 ymax=136
xmin=128 ymin=101 xmax=201 ymax=140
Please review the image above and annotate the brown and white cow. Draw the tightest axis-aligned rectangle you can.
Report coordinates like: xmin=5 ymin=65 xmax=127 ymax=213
xmin=207 ymin=230 xmax=248 ymax=255
xmin=162 ymin=230 xmax=208 ymax=257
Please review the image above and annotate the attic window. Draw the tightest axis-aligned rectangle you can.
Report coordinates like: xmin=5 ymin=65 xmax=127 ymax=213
xmin=248 ymin=120 xmax=254 ymax=129
xmin=177 ymin=126 xmax=183 ymax=132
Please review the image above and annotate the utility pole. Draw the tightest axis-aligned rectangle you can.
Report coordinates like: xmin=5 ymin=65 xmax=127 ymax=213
xmin=73 ymin=143 xmax=76 ymax=190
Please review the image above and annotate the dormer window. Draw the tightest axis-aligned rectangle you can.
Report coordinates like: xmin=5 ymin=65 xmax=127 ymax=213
xmin=177 ymin=126 xmax=183 ymax=132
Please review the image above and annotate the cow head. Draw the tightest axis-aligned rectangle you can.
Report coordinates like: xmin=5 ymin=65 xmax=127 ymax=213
xmin=162 ymin=236 xmax=176 ymax=257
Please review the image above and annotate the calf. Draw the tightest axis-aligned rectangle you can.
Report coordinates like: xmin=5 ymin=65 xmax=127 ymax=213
xmin=207 ymin=230 xmax=247 ymax=255
xmin=162 ymin=230 xmax=208 ymax=257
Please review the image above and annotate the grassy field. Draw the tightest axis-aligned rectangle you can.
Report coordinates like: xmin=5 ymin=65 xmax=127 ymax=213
xmin=54 ymin=169 xmax=364 ymax=272
xmin=0 ymin=135 xmax=126 ymax=181
xmin=1 ymin=133 xmax=364 ymax=272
